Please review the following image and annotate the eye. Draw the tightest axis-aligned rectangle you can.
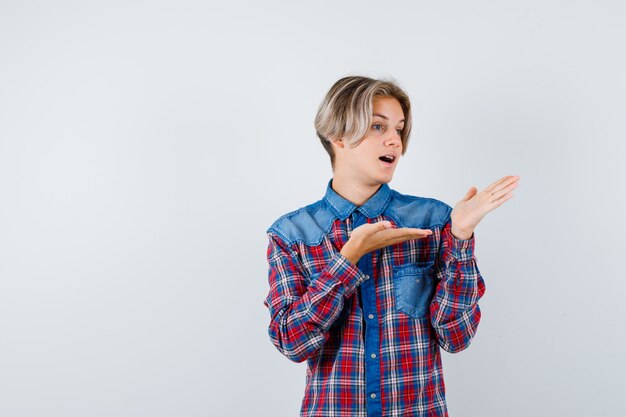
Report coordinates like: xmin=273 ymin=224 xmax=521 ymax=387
xmin=396 ymin=129 xmax=403 ymax=135
xmin=372 ymin=124 xmax=384 ymax=131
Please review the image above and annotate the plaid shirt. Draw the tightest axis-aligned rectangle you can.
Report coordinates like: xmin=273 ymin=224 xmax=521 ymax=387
xmin=264 ymin=178 xmax=486 ymax=417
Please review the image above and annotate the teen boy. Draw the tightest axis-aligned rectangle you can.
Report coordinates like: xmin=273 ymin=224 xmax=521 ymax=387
xmin=263 ymin=75 xmax=519 ymax=416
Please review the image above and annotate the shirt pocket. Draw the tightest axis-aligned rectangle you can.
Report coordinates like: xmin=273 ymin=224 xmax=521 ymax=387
xmin=392 ymin=261 xmax=437 ymax=319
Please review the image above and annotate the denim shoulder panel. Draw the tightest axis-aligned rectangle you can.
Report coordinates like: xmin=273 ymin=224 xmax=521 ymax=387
xmin=266 ymin=199 xmax=336 ymax=246
xmin=386 ymin=190 xmax=452 ymax=229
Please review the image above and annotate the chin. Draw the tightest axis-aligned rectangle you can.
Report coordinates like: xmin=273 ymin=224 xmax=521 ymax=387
xmin=362 ymin=169 xmax=395 ymax=185
xmin=375 ymin=174 xmax=394 ymax=184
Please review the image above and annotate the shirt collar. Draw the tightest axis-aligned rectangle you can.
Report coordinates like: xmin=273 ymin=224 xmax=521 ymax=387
xmin=323 ymin=178 xmax=392 ymax=221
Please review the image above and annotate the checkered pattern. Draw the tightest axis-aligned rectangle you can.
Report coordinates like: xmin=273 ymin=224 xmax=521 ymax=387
xmin=264 ymin=181 xmax=486 ymax=417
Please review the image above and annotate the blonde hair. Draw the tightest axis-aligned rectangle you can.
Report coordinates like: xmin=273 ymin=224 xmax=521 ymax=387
xmin=314 ymin=75 xmax=412 ymax=169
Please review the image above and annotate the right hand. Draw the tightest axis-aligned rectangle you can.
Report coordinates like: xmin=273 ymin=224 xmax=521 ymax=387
xmin=340 ymin=220 xmax=432 ymax=265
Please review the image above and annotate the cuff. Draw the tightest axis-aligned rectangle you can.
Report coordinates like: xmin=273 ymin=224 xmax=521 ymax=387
xmin=318 ymin=251 xmax=369 ymax=298
xmin=443 ymin=224 xmax=475 ymax=262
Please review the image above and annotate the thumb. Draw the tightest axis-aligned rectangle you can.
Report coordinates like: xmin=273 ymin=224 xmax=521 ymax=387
xmin=461 ymin=186 xmax=478 ymax=202
xmin=375 ymin=220 xmax=393 ymax=230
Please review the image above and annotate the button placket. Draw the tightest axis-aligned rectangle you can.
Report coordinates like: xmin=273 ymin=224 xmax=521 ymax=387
xmin=351 ymin=209 xmax=382 ymax=413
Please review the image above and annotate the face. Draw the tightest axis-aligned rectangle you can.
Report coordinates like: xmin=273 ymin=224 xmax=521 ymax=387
xmin=333 ymin=95 xmax=405 ymax=186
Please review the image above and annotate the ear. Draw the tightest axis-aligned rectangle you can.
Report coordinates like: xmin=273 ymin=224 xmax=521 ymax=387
xmin=330 ymin=138 xmax=345 ymax=151
xmin=336 ymin=137 xmax=349 ymax=148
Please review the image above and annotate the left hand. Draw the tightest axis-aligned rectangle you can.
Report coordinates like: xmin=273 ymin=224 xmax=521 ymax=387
xmin=450 ymin=175 xmax=520 ymax=240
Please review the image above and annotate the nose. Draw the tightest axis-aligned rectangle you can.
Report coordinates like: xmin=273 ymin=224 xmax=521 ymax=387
xmin=384 ymin=130 xmax=402 ymax=149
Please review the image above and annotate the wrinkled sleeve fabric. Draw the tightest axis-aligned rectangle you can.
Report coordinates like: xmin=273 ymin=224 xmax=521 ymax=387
xmin=429 ymin=210 xmax=486 ymax=353
xmin=263 ymin=231 xmax=369 ymax=363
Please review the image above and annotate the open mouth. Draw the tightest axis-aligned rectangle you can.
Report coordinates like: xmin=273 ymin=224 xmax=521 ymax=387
xmin=379 ymin=155 xmax=396 ymax=164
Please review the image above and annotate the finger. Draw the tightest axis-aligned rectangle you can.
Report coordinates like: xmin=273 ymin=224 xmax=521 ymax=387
xmin=483 ymin=176 xmax=512 ymax=193
xmin=484 ymin=175 xmax=519 ymax=194
xmin=376 ymin=228 xmax=431 ymax=238
xmin=380 ymin=228 xmax=432 ymax=244
xmin=394 ymin=231 xmax=433 ymax=243
xmin=488 ymin=180 xmax=519 ymax=203
xmin=374 ymin=220 xmax=393 ymax=230
xmin=384 ymin=227 xmax=432 ymax=237
xmin=490 ymin=192 xmax=514 ymax=209
xmin=356 ymin=221 xmax=392 ymax=234
xmin=489 ymin=176 xmax=520 ymax=195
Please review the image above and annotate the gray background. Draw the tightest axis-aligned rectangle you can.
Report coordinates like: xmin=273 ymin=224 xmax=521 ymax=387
xmin=1 ymin=0 xmax=624 ymax=416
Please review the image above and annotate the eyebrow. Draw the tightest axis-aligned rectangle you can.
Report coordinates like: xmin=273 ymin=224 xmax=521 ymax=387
xmin=373 ymin=113 xmax=405 ymax=123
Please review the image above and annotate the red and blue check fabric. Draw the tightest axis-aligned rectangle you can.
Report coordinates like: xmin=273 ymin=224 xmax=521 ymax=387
xmin=264 ymin=179 xmax=486 ymax=417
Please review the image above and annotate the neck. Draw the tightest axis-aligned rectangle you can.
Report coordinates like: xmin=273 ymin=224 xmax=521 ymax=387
xmin=331 ymin=171 xmax=382 ymax=207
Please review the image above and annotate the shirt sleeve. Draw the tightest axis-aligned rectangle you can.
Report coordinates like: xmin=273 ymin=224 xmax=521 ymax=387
xmin=429 ymin=220 xmax=486 ymax=353
xmin=263 ymin=231 xmax=369 ymax=363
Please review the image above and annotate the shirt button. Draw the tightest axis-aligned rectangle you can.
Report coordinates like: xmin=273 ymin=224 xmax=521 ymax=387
xmin=370 ymin=353 xmax=377 ymax=359
xmin=370 ymin=393 xmax=377 ymax=399
xmin=364 ymin=274 xmax=370 ymax=280
xmin=368 ymin=314 xmax=374 ymax=319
